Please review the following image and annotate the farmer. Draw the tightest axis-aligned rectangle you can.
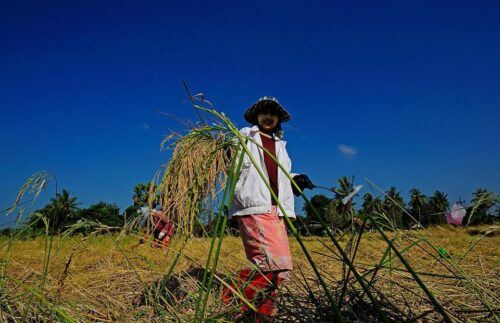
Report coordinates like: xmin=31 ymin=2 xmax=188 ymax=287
xmin=138 ymin=203 xmax=175 ymax=249
xmin=150 ymin=208 xmax=175 ymax=249
xmin=223 ymin=96 xmax=314 ymax=320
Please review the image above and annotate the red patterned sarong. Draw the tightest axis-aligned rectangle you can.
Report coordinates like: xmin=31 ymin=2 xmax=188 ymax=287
xmin=237 ymin=206 xmax=293 ymax=273
xmin=222 ymin=207 xmax=292 ymax=319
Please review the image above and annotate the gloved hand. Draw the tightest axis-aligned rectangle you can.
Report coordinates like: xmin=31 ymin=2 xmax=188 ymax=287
xmin=292 ymin=174 xmax=315 ymax=196
xmin=158 ymin=231 xmax=166 ymax=239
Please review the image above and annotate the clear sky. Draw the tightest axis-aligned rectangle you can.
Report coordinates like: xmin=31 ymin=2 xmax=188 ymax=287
xmin=1 ymin=1 xmax=499 ymax=224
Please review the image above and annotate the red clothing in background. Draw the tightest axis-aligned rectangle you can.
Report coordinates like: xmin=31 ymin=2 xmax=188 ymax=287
xmin=152 ymin=210 xmax=175 ymax=249
xmin=260 ymin=134 xmax=278 ymax=205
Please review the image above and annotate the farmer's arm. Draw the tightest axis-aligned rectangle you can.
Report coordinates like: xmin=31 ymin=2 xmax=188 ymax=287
xmin=284 ymin=147 xmax=314 ymax=196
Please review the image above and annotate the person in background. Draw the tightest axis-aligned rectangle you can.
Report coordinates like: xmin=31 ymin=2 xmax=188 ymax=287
xmin=139 ymin=203 xmax=175 ymax=249
xmin=151 ymin=208 xmax=175 ymax=249
xmin=223 ymin=96 xmax=314 ymax=321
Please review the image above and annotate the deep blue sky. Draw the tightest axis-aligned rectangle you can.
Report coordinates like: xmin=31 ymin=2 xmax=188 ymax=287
xmin=1 ymin=1 xmax=499 ymax=224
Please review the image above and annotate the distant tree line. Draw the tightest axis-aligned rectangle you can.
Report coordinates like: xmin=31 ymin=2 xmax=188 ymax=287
xmin=5 ymin=183 xmax=152 ymax=236
xmin=21 ymin=189 xmax=122 ymax=235
xmin=299 ymin=176 xmax=499 ymax=234
xmin=3 ymin=178 xmax=497 ymax=237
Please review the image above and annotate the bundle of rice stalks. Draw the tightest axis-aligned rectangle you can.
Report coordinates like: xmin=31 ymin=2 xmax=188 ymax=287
xmin=154 ymin=125 xmax=234 ymax=235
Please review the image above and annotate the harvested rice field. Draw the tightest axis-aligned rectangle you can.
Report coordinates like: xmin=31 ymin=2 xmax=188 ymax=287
xmin=1 ymin=225 xmax=498 ymax=322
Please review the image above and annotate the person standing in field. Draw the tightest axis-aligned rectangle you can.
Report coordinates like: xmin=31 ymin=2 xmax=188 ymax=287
xmin=223 ymin=96 xmax=314 ymax=321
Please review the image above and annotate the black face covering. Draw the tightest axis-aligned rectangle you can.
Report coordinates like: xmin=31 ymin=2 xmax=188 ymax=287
xmin=257 ymin=113 xmax=279 ymax=134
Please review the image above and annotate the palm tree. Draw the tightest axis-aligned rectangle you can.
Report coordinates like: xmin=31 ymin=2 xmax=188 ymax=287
xmin=465 ymin=188 xmax=498 ymax=225
xmin=383 ymin=187 xmax=405 ymax=229
xmin=359 ymin=193 xmax=384 ymax=230
xmin=303 ymin=194 xmax=332 ymax=223
xmin=133 ymin=183 xmax=152 ymax=206
xmin=331 ymin=176 xmax=357 ymax=229
xmin=427 ymin=191 xmax=449 ymax=225
xmin=360 ymin=193 xmax=383 ymax=217
xmin=47 ymin=189 xmax=80 ymax=232
xmin=407 ymin=188 xmax=427 ymax=227
xmin=361 ymin=192 xmax=373 ymax=214
xmin=324 ymin=199 xmax=344 ymax=229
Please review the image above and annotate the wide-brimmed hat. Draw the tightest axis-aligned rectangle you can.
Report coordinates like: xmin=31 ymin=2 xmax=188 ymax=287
xmin=244 ymin=96 xmax=291 ymax=124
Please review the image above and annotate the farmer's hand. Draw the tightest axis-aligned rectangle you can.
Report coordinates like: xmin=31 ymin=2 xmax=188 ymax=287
xmin=292 ymin=174 xmax=315 ymax=196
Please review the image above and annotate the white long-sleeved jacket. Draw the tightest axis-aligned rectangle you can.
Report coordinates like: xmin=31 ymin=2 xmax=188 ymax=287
xmin=230 ymin=125 xmax=296 ymax=219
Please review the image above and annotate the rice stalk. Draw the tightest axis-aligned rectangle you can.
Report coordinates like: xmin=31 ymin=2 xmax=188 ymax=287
xmin=195 ymin=146 xmax=245 ymax=321
xmin=9 ymin=171 xmax=54 ymax=225
xmin=162 ymin=95 xmax=396 ymax=321
xmin=466 ymin=191 xmax=499 ymax=226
